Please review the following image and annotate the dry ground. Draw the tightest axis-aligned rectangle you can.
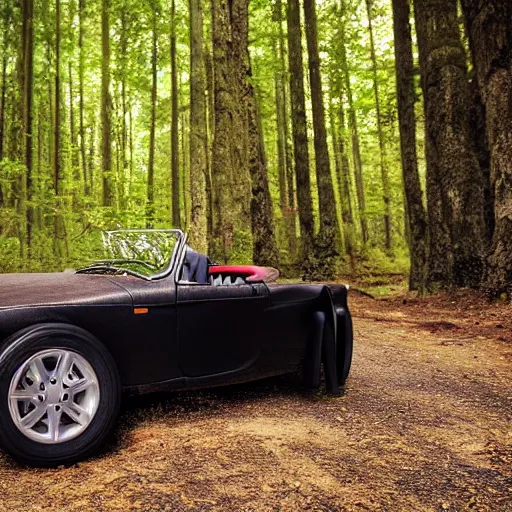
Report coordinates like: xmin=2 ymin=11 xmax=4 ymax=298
xmin=0 ymin=292 xmax=511 ymax=512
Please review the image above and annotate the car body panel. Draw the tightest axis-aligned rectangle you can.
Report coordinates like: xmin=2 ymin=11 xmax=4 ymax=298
xmin=0 ymin=230 xmax=352 ymax=394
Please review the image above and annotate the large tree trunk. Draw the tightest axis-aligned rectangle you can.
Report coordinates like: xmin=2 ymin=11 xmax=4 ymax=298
xmin=211 ymin=0 xmax=252 ymax=264
xmin=304 ymin=0 xmax=340 ymax=280
xmin=188 ymin=0 xmax=208 ymax=253
xmin=415 ymin=0 xmax=487 ymax=289
xmin=147 ymin=1 xmax=158 ymax=228
xmin=171 ymin=0 xmax=181 ymax=228
xmin=286 ymin=0 xmax=314 ymax=272
xmin=339 ymin=1 xmax=368 ymax=245
xmin=392 ymin=0 xmax=427 ymax=291
xmin=248 ymin=77 xmax=279 ymax=267
xmin=461 ymin=0 xmax=512 ymax=297
xmin=101 ymin=0 xmax=114 ymax=206
xmin=366 ymin=0 xmax=392 ymax=252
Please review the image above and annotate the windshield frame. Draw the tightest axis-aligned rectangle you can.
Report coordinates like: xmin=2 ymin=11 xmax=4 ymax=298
xmin=77 ymin=229 xmax=187 ymax=281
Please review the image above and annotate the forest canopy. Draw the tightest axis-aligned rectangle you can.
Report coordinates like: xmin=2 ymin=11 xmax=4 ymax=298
xmin=0 ymin=0 xmax=511 ymax=297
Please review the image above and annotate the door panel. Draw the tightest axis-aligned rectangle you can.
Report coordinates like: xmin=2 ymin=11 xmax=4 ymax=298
xmin=177 ymin=284 xmax=269 ymax=378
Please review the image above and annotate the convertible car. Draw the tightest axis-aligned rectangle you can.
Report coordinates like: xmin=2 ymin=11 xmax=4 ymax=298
xmin=0 ymin=230 xmax=353 ymax=466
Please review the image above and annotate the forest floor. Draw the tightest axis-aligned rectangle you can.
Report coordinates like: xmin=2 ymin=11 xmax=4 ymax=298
xmin=0 ymin=291 xmax=511 ymax=512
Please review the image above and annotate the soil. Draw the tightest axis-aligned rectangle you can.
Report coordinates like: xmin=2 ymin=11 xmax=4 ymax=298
xmin=0 ymin=292 xmax=511 ymax=512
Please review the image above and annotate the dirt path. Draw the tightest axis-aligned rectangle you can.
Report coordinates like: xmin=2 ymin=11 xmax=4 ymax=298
xmin=0 ymin=295 xmax=511 ymax=511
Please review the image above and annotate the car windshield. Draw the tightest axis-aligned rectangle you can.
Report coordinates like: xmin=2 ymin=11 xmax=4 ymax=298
xmin=77 ymin=229 xmax=183 ymax=279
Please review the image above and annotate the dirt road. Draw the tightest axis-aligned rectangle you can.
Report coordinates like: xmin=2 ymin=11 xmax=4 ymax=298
xmin=0 ymin=294 xmax=511 ymax=511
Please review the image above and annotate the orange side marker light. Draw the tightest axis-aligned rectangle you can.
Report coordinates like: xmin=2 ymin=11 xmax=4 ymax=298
xmin=134 ymin=308 xmax=149 ymax=315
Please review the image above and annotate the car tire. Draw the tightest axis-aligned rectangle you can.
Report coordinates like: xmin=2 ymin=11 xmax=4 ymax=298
xmin=337 ymin=310 xmax=353 ymax=386
xmin=0 ymin=324 xmax=121 ymax=467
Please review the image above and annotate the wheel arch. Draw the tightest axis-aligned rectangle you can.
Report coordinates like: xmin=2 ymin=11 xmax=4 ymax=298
xmin=0 ymin=322 xmax=117 ymax=371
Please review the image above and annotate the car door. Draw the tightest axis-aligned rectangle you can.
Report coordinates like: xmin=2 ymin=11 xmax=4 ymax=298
xmin=177 ymin=282 xmax=269 ymax=378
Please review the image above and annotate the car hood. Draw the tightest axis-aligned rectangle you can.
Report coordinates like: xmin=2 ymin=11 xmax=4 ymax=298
xmin=0 ymin=272 xmax=133 ymax=309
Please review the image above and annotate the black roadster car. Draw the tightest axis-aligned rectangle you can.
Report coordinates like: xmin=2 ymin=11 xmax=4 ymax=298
xmin=0 ymin=230 xmax=353 ymax=466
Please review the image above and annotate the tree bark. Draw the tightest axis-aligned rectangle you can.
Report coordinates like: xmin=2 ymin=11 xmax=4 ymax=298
xmin=18 ymin=0 xmax=34 ymax=256
xmin=415 ymin=0 xmax=487 ymax=289
xmin=248 ymin=74 xmax=279 ymax=267
xmin=147 ymin=1 xmax=158 ymax=228
xmin=171 ymin=0 xmax=181 ymax=228
xmin=392 ymin=0 xmax=427 ymax=290
xmin=275 ymin=0 xmax=297 ymax=261
xmin=120 ymin=1 xmax=128 ymax=209
xmin=189 ymin=0 xmax=208 ymax=253
xmin=54 ymin=0 xmax=61 ymax=196
xmin=339 ymin=1 xmax=368 ymax=245
xmin=78 ymin=0 xmax=88 ymax=196
xmin=304 ymin=0 xmax=340 ymax=279
xmin=0 ymin=9 xmax=8 ymax=207
xmin=366 ymin=0 xmax=392 ymax=252
xmin=54 ymin=0 xmax=67 ymax=261
xmin=205 ymin=49 xmax=215 ymax=250
xmin=329 ymin=84 xmax=355 ymax=265
xmin=286 ymin=0 xmax=314 ymax=272
xmin=211 ymin=0 xmax=252 ymax=264
xmin=68 ymin=61 xmax=80 ymax=185
xmin=461 ymin=0 xmax=512 ymax=297
xmin=274 ymin=45 xmax=288 ymax=221
xmin=101 ymin=0 xmax=114 ymax=207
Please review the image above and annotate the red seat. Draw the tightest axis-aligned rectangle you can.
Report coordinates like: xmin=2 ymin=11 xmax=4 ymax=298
xmin=208 ymin=265 xmax=278 ymax=283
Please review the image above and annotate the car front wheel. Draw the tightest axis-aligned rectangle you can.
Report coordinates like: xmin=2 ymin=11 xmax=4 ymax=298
xmin=0 ymin=324 xmax=121 ymax=466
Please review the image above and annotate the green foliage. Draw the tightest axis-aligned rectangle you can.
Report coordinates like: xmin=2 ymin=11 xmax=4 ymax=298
xmin=0 ymin=0 xmax=418 ymax=280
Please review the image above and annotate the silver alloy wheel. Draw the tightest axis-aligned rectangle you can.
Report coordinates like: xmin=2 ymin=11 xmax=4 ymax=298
xmin=8 ymin=349 xmax=100 ymax=444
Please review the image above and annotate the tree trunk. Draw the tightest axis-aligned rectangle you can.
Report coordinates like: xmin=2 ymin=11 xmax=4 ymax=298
xmin=128 ymin=104 xmax=134 ymax=197
xmin=205 ymin=49 xmax=215 ymax=250
xmin=78 ymin=0 xmax=88 ymax=195
xmin=468 ymin=79 xmax=494 ymax=244
xmin=392 ymin=0 xmax=427 ymax=290
xmin=274 ymin=46 xmax=288 ymax=222
xmin=54 ymin=0 xmax=61 ymax=196
xmin=147 ymin=2 xmax=157 ymax=228
xmin=54 ymin=0 xmax=67 ymax=262
xmin=275 ymin=0 xmax=297 ymax=261
xmin=189 ymin=0 xmax=208 ymax=253
xmin=286 ymin=0 xmax=315 ymax=273
xmin=120 ymin=1 xmax=128 ymax=209
xmin=0 ymin=51 xmax=5 ymax=210
xmin=366 ymin=0 xmax=392 ymax=252
xmin=339 ymin=2 xmax=368 ymax=245
xmin=0 ymin=55 xmax=6 ymax=164
xmin=171 ymin=0 xmax=181 ymax=228
xmin=461 ymin=0 xmax=512 ymax=297
xmin=181 ymin=108 xmax=189 ymax=228
xmin=211 ymin=0 xmax=252 ymax=264
xmin=415 ymin=0 xmax=487 ymax=289
xmin=101 ymin=0 xmax=114 ymax=207
xmin=88 ymin=116 xmax=95 ymax=195
xmin=304 ymin=0 xmax=340 ymax=279
xmin=21 ymin=0 xmax=34 ymax=255
xmin=329 ymin=85 xmax=355 ymax=266
xmin=68 ymin=62 xmax=79 ymax=185
xmin=248 ymin=74 xmax=279 ymax=267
